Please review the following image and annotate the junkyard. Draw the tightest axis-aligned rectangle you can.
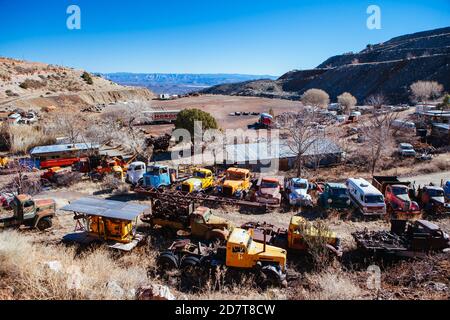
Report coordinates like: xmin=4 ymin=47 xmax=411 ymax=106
xmin=1 ymin=3 xmax=450 ymax=305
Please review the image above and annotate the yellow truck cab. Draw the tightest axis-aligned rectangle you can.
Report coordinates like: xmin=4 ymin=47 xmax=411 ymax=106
xmin=181 ymin=168 xmax=214 ymax=193
xmin=288 ymin=216 xmax=341 ymax=255
xmin=220 ymin=168 xmax=251 ymax=198
xmin=226 ymin=228 xmax=286 ymax=272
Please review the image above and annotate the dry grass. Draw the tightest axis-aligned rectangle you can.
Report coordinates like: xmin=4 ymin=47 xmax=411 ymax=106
xmin=291 ymin=268 xmax=367 ymax=300
xmin=0 ymin=230 xmax=149 ymax=300
xmin=8 ymin=125 xmax=56 ymax=154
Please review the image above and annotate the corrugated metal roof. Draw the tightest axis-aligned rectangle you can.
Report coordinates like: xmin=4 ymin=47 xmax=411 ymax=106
xmin=61 ymin=197 xmax=149 ymax=221
xmin=225 ymin=139 xmax=342 ymax=163
xmin=30 ymin=143 xmax=100 ymax=156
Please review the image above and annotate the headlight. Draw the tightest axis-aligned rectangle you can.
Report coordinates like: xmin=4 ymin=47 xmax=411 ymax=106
xmin=346 ymin=200 xmax=351 ymax=205
xmin=328 ymin=198 xmax=333 ymax=204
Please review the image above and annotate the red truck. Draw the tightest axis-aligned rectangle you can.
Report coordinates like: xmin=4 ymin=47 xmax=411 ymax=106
xmin=253 ymin=176 xmax=283 ymax=207
xmin=372 ymin=176 xmax=421 ymax=219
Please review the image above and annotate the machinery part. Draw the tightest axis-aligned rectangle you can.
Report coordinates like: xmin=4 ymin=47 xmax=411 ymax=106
xmin=157 ymin=251 xmax=179 ymax=271
xmin=36 ymin=217 xmax=53 ymax=231
xmin=257 ymin=265 xmax=285 ymax=288
xmin=135 ymin=187 xmax=273 ymax=210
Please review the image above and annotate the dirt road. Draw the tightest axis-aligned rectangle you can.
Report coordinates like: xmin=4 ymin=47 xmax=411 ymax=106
xmin=400 ymin=170 xmax=449 ymax=186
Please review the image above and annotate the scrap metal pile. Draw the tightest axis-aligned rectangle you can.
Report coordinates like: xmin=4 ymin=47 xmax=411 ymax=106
xmin=352 ymin=229 xmax=408 ymax=253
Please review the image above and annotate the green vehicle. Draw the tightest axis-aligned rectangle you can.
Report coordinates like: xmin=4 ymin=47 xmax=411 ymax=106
xmin=317 ymin=183 xmax=351 ymax=209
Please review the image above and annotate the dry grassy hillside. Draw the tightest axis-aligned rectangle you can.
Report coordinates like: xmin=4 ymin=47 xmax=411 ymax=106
xmin=0 ymin=57 xmax=154 ymax=110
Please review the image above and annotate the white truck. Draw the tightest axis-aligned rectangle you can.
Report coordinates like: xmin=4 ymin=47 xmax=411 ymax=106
xmin=285 ymin=178 xmax=313 ymax=207
xmin=125 ymin=162 xmax=146 ymax=186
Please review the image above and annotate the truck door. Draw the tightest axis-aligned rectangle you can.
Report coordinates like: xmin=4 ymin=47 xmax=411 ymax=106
xmin=22 ymin=200 xmax=35 ymax=221
xmin=191 ymin=214 xmax=208 ymax=237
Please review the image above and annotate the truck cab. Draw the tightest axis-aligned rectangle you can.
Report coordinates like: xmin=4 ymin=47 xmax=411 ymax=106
xmin=318 ymin=183 xmax=351 ymax=209
xmin=255 ymin=177 xmax=282 ymax=206
xmin=219 ymin=168 xmax=251 ymax=198
xmin=126 ymin=161 xmax=146 ymax=186
xmin=189 ymin=207 xmax=233 ymax=241
xmin=398 ymin=143 xmax=416 ymax=157
xmin=287 ymin=216 xmax=342 ymax=255
xmin=226 ymin=228 xmax=287 ymax=274
xmin=286 ymin=178 xmax=312 ymax=207
xmin=420 ymin=186 xmax=450 ymax=215
xmin=181 ymin=168 xmax=214 ymax=193
xmin=0 ymin=195 xmax=55 ymax=230
xmin=385 ymin=184 xmax=420 ymax=218
xmin=444 ymin=181 xmax=450 ymax=201
xmin=142 ymin=165 xmax=172 ymax=189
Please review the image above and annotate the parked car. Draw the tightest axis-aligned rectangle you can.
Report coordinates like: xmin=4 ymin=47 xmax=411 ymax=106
xmin=398 ymin=143 xmax=416 ymax=157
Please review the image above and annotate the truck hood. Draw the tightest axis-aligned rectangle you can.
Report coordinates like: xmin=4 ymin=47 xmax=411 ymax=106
xmin=184 ymin=178 xmax=202 ymax=188
xmin=250 ymin=241 xmax=287 ymax=260
xmin=260 ymin=188 xmax=280 ymax=197
xmin=35 ymin=198 xmax=55 ymax=209
xmin=431 ymin=196 xmax=447 ymax=205
xmin=396 ymin=194 xmax=411 ymax=202
xmin=223 ymin=180 xmax=242 ymax=189
xmin=291 ymin=188 xmax=310 ymax=199
xmin=207 ymin=215 xmax=232 ymax=226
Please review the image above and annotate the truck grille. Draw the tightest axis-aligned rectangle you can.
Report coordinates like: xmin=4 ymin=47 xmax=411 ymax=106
xmin=223 ymin=186 xmax=233 ymax=197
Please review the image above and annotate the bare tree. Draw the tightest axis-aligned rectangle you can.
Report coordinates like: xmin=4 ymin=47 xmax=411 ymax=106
xmin=365 ymin=94 xmax=386 ymax=110
xmin=277 ymin=110 xmax=324 ymax=176
xmin=301 ymin=89 xmax=330 ymax=109
xmin=52 ymin=113 xmax=84 ymax=143
xmin=410 ymin=80 xmax=444 ymax=104
xmin=359 ymin=109 xmax=398 ymax=175
xmin=337 ymin=92 xmax=357 ymax=114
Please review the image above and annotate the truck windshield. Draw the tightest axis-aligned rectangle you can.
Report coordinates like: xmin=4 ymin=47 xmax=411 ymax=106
xmin=428 ymin=189 xmax=444 ymax=197
xmin=193 ymin=171 xmax=206 ymax=179
xmin=146 ymin=167 xmax=160 ymax=175
xmin=261 ymin=181 xmax=278 ymax=188
xmin=294 ymin=182 xmax=308 ymax=189
xmin=226 ymin=173 xmax=244 ymax=180
xmin=365 ymin=195 xmax=384 ymax=203
xmin=330 ymin=188 xmax=347 ymax=196
xmin=392 ymin=187 xmax=408 ymax=196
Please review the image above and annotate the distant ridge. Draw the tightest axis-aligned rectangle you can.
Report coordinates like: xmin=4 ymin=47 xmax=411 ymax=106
xmin=203 ymin=26 xmax=450 ymax=104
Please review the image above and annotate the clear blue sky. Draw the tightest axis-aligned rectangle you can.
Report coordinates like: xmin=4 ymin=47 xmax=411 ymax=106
xmin=0 ymin=0 xmax=449 ymax=75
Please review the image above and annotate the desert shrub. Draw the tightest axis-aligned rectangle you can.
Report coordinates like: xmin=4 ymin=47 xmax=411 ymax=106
xmin=301 ymin=89 xmax=330 ymax=109
xmin=81 ymin=71 xmax=94 ymax=85
xmin=19 ymin=78 xmax=47 ymax=90
xmin=5 ymin=89 xmax=18 ymax=97
xmin=300 ymin=221 xmax=337 ymax=271
xmin=174 ymin=108 xmax=218 ymax=137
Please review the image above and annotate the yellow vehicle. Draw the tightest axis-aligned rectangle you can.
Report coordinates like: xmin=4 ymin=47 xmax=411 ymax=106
xmin=0 ymin=157 xmax=9 ymax=168
xmin=287 ymin=216 xmax=341 ymax=255
xmin=219 ymin=167 xmax=251 ymax=198
xmin=226 ymin=228 xmax=286 ymax=275
xmin=158 ymin=228 xmax=287 ymax=288
xmin=181 ymin=168 xmax=214 ymax=193
xmin=242 ymin=216 xmax=342 ymax=256
xmin=61 ymin=197 xmax=149 ymax=251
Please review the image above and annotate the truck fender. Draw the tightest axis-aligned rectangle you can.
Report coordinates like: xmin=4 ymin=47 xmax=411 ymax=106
xmin=33 ymin=210 xmax=55 ymax=228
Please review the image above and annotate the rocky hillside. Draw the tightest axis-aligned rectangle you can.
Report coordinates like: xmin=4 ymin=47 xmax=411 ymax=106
xmin=0 ymin=57 xmax=154 ymax=110
xmin=203 ymin=27 xmax=450 ymax=104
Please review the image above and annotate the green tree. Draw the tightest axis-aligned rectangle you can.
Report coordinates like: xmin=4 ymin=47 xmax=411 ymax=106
xmin=81 ymin=71 xmax=94 ymax=85
xmin=174 ymin=108 xmax=218 ymax=137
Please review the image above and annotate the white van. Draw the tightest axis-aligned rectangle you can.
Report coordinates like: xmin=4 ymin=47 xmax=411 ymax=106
xmin=125 ymin=162 xmax=146 ymax=185
xmin=346 ymin=178 xmax=386 ymax=216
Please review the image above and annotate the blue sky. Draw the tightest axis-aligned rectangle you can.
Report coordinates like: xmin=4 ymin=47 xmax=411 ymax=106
xmin=0 ymin=0 xmax=449 ymax=75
